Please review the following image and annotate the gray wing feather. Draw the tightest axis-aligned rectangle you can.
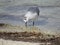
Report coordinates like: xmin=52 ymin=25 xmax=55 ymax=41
xmin=28 ymin=7 xmax=40 ymax=16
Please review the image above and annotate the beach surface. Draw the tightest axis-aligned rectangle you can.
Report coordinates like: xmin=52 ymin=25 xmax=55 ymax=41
xmin=0 ymin=24 xmax=60 ymax=45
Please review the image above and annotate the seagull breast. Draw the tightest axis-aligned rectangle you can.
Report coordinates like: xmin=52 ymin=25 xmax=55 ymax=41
xmin=25 ymin=11 xmax=37 ymax=20
xmin=24 ymin=7 xmax=40 ymax=22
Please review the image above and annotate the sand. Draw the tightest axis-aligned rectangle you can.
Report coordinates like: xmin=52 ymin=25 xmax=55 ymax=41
xmin=0 ymin=39 xmax=53 ymax=45
xmin=0 ymin=39 xmax=41 ymax=45
xmin=0 ymin=24 xmax=60 ymax=45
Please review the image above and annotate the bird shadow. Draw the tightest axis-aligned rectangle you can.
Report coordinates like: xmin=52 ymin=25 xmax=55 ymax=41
xmin=35 ymin=19 xmax=48 ymax=26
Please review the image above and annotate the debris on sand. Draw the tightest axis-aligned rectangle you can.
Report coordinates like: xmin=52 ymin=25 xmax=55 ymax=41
xmin=0 ymin=32 xmax=60 ymax=43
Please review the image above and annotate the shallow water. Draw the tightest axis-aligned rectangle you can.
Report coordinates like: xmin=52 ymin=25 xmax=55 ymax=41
xmin=0 ymin=6 xmax=60 ymax=34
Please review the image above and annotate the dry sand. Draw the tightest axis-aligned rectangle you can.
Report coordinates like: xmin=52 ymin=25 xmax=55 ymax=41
xmin=0 ymin=39 xmax=41 ymax=45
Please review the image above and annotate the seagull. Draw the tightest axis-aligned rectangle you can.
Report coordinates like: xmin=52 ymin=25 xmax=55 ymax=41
xmin=24 ymin=6 xmax=40 ymax=27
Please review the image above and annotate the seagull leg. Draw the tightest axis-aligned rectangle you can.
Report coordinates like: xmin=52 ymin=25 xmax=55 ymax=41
xmin=33 ymin=21 xmax=34 ymax=26
xmin=25 ymin=22 xmax=27 ymax=27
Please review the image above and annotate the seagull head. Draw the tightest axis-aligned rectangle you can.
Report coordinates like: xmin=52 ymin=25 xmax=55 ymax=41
xmin=23 ymin=11 xmax=30 ymax=23
xmin=24 ymin=18 xmax=27 ymax=23
xmin=23 ymin=16 xmax=28 ymax=23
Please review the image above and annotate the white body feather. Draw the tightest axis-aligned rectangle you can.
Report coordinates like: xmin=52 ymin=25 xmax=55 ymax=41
xmin=24 ymin=11 xmax=38 ymax=22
